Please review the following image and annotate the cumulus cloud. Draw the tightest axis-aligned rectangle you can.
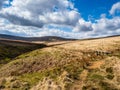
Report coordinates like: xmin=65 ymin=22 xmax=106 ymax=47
xmin=0 ymin=18 xmax=38 ymax=36
xmin=0 ymin=18 xmax=81 ymax=38
xmin=90 ymin=16 xmax=120 ymax=37
xmin=73 ymin=19 xmax=93 ymax=32
xmin=0 ymin=13 xmax=44 ymax=28
xmin=40 ymin=11 xmax=80 ymax=26
xmin=0 ymin=14 xmax=120 ymax=39
xmin=0 ymin=0 xmax=80 ymax=28
xmin=0 ymin=0 xmax=120 ymax=39
xmin=110 ymin=2 xmax=120 ymax=15
xmin=93 ymin=17 xmax=120 ymax=31
xmin=72 ymin=15 xmax=120 ymax=38
xmin=0 ymin=0 xmax=4 ymax=9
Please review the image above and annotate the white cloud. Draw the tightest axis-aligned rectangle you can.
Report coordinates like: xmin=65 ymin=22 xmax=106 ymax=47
xmin=39 ymin=10 xmax=80 ymax=26
xmin=0 ymin=0 xmax=80 ymax=28
xmin=0 ymin=14 xmax=120 ymax=39
xmin=0 ymin=18 xmax=40 ymax=36
xmin=73 ymin=16 xmax=120 ymax=38
xmin=0 ymin=18 xmax=81 ymax=38
xmin=73 ymin=18 xmax=93 ymax=32
xmin=110 ymin=2 xmax=120 ymax=15
xmin=0 ymin=0 xmax=120 ymax=39
xmin=93 ymin=17 xmax=120 ymax=31
xmin=0 ymin=0 xmax=5 ymax=9
xmin=91 ymin=16 xmax=120 ymax=37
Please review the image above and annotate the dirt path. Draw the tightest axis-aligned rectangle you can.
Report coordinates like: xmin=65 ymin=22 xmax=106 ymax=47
xmin=71 ymin=61 xmax=104 ymax=90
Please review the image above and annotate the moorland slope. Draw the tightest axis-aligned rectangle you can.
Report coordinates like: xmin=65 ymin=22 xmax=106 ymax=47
xmin=0 ymin=36 xmax=120 ymax=90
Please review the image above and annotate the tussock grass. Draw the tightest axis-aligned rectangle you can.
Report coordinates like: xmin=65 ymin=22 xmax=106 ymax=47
xmin=0 ymin=36 xmax=120 ymax=90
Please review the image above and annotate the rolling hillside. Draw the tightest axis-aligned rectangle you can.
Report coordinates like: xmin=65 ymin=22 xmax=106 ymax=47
xmin=0 ymin=36 xmax=120 ymax=90
xmin=0 ymin=34 xmax=75 ymax=42
xmin=0 ymin=39 xmax=46 ymax=66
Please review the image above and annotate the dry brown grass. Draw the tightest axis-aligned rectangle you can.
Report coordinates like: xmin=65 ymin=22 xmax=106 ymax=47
xmin=0 ymin=36 xmax=120 ymax=90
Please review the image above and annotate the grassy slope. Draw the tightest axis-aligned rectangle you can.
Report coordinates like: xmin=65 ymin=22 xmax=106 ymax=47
xmin=0 ymin=39 xmax=46 ymax=66
xmin=0 ymin=36 xmax=120 ymax=90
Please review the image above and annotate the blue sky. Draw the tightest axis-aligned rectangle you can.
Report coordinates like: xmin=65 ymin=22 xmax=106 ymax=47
xmin=0 ymin=0 xmax=120 ymax=38
xmin=73 ymin=0 xmax=120 ymax=20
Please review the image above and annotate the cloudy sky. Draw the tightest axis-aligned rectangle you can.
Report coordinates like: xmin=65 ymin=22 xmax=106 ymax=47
xmin=0 ymin=0 xmax=120 ymax=39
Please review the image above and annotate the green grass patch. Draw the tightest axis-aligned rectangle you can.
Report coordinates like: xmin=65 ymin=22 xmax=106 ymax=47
xmin=18 ymin=67 xmax=62 ymax=87
xmin=89 ymin=74 xmax=104 ymax=80
xmin=63 ymin=64 xmax=83 ymax=80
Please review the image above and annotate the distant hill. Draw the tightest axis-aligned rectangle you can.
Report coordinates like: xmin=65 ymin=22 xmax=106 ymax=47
xmin=0 ymin=34 xmax=25 ymax=40
xmin=0 ymin=34 xmax=75 ymax=42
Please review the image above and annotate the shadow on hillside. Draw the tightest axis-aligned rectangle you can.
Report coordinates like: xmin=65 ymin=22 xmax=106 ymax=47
xmin=0 ymin=40 xmax=74 ymax=65
xmin=0 ymin=42 xmax=47 ymax=64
